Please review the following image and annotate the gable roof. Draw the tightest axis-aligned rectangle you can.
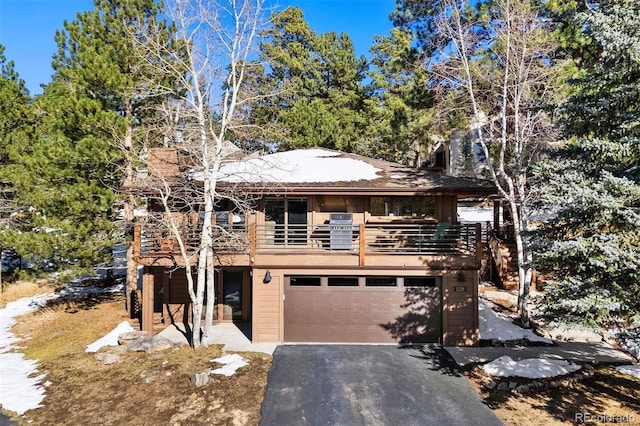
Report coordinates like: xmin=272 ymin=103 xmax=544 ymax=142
xmin=209 ymin=148 xmax=497 ymax=197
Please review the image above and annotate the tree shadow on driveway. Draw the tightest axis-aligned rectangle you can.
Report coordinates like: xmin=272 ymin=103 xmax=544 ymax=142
xmin=399 ymin=343 xmax=465 ymax=377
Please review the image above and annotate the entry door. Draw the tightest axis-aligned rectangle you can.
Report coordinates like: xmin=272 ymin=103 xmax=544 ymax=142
xmin=223 ymin=270 xmax=243 ymax=320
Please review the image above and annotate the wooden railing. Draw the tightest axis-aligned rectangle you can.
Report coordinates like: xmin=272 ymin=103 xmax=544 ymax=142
xmin=137 ymin=222 xmax=480 ymax=258
xmin=138 ymin=225 xmax=248 ymax=255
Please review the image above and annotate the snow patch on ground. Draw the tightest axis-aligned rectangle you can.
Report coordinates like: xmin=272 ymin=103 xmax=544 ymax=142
xmin=483 ymin=356 xmax=581 ymax=379
xmin=210 ymin=354 xmax=248 ymax=377
xmin=85 ymin=321 xmax=134 ymax=353
xmin=0 ymin=294 xmax=55 ymax=415
xmin=0 ymin=283 xmax=125 ymax=416
xmin=479 ymin=299 xmax=553 ymax=344
xmin=210 ymin=148 xmax=382 ymax=183
xmin=616 ymin=365 xmax=640 ymax=379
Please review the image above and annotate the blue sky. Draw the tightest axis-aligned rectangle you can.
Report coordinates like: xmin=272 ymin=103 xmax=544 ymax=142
xmin=0 ymin=0 xmax=396 ymax=95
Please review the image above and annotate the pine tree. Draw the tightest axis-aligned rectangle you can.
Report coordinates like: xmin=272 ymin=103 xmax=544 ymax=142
xmin=1 ymin=0 xmax=175 ymax=280
xmin=253 ymin=7 xmax=372 ymax=153
xmin=533 ymin=0 xmax=640 ymax=328
xmin=368 ymin=28 xmax=435 ymax=165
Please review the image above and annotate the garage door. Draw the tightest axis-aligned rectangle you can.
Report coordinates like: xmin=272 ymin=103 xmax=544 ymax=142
xmin=284 ymin=276 xmax=441 ymax=343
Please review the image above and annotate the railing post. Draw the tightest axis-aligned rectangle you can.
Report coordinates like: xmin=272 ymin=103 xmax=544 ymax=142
xmin=249 ymin=223 xmax=256 ymax=262
xmin=475 ymin=223 xmax=482 ymax=268
xmin=359 ymin=223 xmax=365 ymax=267
xmin=133 ymin=223 xmax=141 ymax=261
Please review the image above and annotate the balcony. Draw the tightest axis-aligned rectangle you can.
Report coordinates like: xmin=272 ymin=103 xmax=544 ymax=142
xmin=135 ymin=221 xmax=482 ymax=267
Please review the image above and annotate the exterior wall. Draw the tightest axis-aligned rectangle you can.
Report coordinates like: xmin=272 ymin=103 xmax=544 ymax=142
xmin=442 ymin=270 xmax=479 ymax=346
xmin=252 ymin=269 xmax=282 ymax=342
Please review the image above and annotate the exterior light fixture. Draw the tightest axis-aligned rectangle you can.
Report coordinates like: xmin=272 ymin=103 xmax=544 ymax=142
xmin=263 ymin=270 xmax=272 ymax=284
xmin=457 ymin=272 xmax=465 ymax=282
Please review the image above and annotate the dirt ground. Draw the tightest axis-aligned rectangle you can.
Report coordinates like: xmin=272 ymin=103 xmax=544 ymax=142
xmin=2 ymin=285 xmax=271 ymax=426
xmin=466 ymin=365 xmax=640 ymax=425
xmin=2 ymin=282 xmax=639 ymax=425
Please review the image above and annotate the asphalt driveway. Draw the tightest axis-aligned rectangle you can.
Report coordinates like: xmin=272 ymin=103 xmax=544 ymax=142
xmin=260 ymin=345 xmax=502 ymax=426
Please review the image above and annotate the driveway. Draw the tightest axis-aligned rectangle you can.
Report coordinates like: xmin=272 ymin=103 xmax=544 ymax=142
xmin=260 ymin=345 xmax=502 ymax=426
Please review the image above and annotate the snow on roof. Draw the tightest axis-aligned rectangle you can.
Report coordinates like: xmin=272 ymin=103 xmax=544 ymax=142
xmin=479 ymin=299 xmax=553 ymax=344
xmin=213 ymin=148 xmax=382 ymax=183
xmin=483 ymin=356 xmax=581 ymax=379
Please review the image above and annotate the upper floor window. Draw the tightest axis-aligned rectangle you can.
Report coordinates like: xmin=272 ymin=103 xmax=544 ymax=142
xmin=370 ymin=196 xmax=436 ymax=218
xmin=265 ymin=197 xmax=308 ymax=245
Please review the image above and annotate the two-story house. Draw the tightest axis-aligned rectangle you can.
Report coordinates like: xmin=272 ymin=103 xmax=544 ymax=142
xmin=132 ymin=147 xmax=496 ymax=346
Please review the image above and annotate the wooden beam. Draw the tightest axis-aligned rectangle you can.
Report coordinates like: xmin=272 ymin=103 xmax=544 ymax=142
xmin=475 ymin=223 xmax=483 ymax=268
xmin=359 ymin=223 xmax=365 ymax=267
xmin=133 ymin=223 xmax=141 ymax=262
xmin=142 ymin=273 xmax=155 ymax=335
xmin=249 ymin=223 xmax=256 ymax=263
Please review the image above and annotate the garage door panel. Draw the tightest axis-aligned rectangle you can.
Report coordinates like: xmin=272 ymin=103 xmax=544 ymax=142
xmin=284 ymin=283 xmax=441 ymax=343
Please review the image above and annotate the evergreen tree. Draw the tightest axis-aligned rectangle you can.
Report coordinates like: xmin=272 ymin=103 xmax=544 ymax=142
xmin=1 ymin=0 xmax=174 ymax=279
xmin=533 ymin=0 xmax=640 ymax=328
xmin=368 ymin=28 xmax=435 ymax=165
xmin=0 ymin=45 xmax=32 ymax=216
xmin=254 ymin=7 xmax=371 ymax=153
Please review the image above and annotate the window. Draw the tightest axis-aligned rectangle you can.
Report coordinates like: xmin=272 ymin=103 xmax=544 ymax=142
xmin=289 ymin=276 xmax=321 ymax=286
xmin=317 ymin=196 xmax=365 ymax=213
xmin=404 ymin=277 xmax=441 ymax=288
xmin=328 ymin=277 xmax=359 ymax=287
xmin=366 ymin=277 xmax=397 ymax=287
xmin=370 ymin=196 xmax=435 ymax=217
xmin=213 ymin=198 xmax=246 ymax=230
xmin=265 ymin=197 xmax=308 ymax=245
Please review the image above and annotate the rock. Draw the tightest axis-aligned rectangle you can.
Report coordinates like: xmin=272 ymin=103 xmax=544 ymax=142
xmin=515 ymin=384 xmax=529 ymax=393
xmin=118 ymin=331 xmax=148 ymax=345
xmin=191 ymin=371 xmax=210 ymax=387
xmin=127 ymin=336 xmax=176 ymax=353
xmin=484 ymin=380 xmax=497 ymax=390
xmin=497 ymin=382 xmax=509 ymax=391
xmin=143 ymin=375 xmax=156 ymax=384
xmin=97 ymin=345 xmax=127 ymax=355
xmin=508 ymin=381 xmax=518 ymax=389
xmin=96 ymin=352 xmax=121 ymax=365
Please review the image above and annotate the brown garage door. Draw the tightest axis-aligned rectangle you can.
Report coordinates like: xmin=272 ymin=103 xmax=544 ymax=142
xmin=284 ymin=276 xmax=442 ymax=343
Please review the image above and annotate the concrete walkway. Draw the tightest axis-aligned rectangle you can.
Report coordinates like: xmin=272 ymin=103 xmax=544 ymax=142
xmin=445 ymin=341 xmax=635 ymax=367
xmin=157 ymin=322 xmax=278 ymax=355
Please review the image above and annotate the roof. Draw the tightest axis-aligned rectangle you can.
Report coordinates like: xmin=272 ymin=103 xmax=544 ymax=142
xmin=205 ymin=148 xmax=497 ymax=197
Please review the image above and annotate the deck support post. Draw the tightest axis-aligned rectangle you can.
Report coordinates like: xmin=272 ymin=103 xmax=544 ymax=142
xmin=475 ymin=223 xmax=483 ymax=268
xmin=359 ymin=223 xmax=365 ymax=267
xmin=142 ymin=272 xmax=155 ymax=335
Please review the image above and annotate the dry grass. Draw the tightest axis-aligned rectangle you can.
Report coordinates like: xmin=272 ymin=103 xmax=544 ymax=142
xmin=0 ymin=281 xmax=57 ymax=308
xmin=4 ymin=292 xmax=272 ymax=426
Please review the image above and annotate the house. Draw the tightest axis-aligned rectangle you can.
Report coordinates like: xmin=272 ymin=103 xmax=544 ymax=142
xmin=132 ymin=147 xmax=497 ymax=346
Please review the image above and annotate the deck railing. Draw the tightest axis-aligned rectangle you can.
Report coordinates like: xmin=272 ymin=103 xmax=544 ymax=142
xmin=137 ymin=222 xmax=480 ymax=257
